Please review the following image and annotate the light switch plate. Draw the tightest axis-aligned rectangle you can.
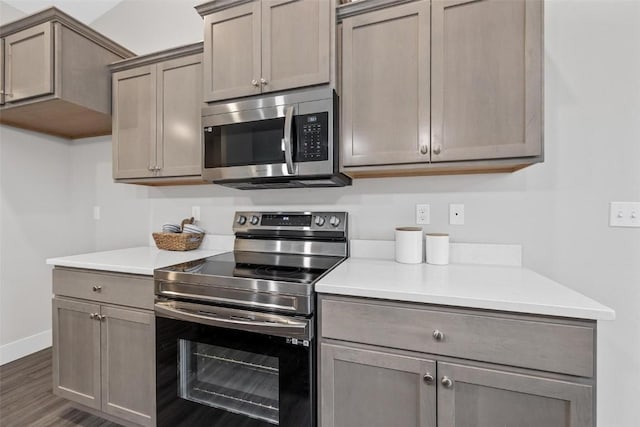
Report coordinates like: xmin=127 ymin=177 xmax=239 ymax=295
xmin=416 ymin=204 xmax=430 ymax=225
xmin=609 ymin=202 xmax=640 ymax=227
xmin=449 ymin=203 xmax=465 ymax=225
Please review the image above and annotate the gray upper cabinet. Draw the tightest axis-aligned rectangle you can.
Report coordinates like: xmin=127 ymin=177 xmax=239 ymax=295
xmin=4 ymin=22 xmax=54 ymax=103
xmin=0 ymin=8 xmax=134 ymax=139
xmin=438 ymin=362 xmax=593 ymax=427
xmin=110 ymin=43 xmax=204 ymax=184
xmin=52 ymin=297 xmax=102 ymax=410
xmin=101 ymin=306 xmax=155 ymax=427
xmin=337 ymin=0 xmax=544 ymax=177
xmin=198 ymin=0 xmax=332 ymax=102
xmin=430 ymin=0 xmax=543 ymax=162
xmin=321 ymin=343 xmax=436 ymax=427
xmin=341 ymin=0 xmax=430 ymax=167
xmin=203 ymin=2 xmax=262 ymax=101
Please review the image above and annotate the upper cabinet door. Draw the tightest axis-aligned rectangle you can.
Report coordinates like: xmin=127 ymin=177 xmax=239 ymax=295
xmin=156 ymin=54 xmax=203 ymax=177
xmin=341 ymin=1 xmax=430 ymax=167
xmin=4 ymin=22 xmax=54 ymax=103
xmin=112 ymin=65 xmax=157 ymax=179
xmin=203 ymin=1 xmax=262 ymax=102
xmin=0 ymin=39 xmax=5 ymax=105
xmin=431 ymin=0 xmax=543 ymax=162
xmin=261 ymin=0 xmax=331 ymax=93
xmin=437 ymin=362 xmax=593 ymax=427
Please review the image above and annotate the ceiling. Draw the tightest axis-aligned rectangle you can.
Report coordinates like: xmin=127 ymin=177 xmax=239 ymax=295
xmin=2 ymin=0 xmax=125 ymax=25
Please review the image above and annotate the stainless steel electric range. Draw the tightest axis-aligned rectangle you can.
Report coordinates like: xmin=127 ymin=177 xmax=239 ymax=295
xmin=154 ymin=211 xmax=348 ymax=427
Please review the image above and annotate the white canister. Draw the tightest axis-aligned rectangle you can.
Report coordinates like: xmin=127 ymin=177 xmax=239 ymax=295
xmin=395 ymin=227 xmax=423 ymax=264
xmin=426 ymin=233 xmax=449 ymax=265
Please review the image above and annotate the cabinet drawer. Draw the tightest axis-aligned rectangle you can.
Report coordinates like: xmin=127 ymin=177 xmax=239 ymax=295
xmin=320 ymin=297 xmax=594 ymax=377
xmin=53 ymin=268 xmax=154 ymax=310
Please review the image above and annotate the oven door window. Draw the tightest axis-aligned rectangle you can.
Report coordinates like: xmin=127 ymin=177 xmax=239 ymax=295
xmin=204 ymin=118 xmax=288 ymax=168
xmin=178 ymin=340 xmax=279 ymax=424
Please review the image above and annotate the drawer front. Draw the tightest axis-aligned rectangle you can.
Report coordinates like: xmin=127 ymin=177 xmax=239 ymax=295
xmin=53 ymin=268 xmax=154 ymax=310
xmin=320 ymin=297 xmax=594 ymax=377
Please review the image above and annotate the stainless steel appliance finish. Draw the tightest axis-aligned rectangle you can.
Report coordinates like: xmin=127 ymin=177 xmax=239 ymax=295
xmin=201 ymin=87 xmax=351 ymax=189
xmin=154 ymin=211 xmax=348 ymax=427
xmin=155 ymin=211 xmax=348 ymax=316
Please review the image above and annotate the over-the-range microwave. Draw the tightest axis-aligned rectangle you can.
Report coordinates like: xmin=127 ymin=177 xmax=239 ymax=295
xmin=201 ymin=87 xmax=351 ymax=189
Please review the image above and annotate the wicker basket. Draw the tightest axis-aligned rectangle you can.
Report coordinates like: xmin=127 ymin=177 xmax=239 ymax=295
xmin=152 ymin=232 xmax=204 ymax=251
xmin=153 ymin=217 xmax=204 ymax=251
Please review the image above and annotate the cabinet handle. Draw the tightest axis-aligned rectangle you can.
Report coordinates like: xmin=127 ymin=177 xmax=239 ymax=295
xmin=419 ymin=145 xmax=429 ymax=155
xmin=433 ymin=146 xmax=442 ymax=155
xmin=260 ymin=78 xmax=268 ymax=86
xmin=423 ymin=373 xmax=434 ymax=384
xmin=97 ymin=314 xmax=106 ymax=322
xmin=441 ymin=376 xmax=454 ymax=388
xmin=92 ymin=285 xmax=102 ymax=293
xmin=251 ymin=79 xmax=259 ymax=87
xmin=89 ymin=313 xmax=96 ymax=319
xmin=432 ymin=330 xmax=445 ymax=341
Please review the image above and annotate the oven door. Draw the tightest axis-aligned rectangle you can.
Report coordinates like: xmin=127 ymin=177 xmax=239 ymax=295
xmin=202 ymin=104 xmax=298 ymax=182
xmin=155 ymin=300 xmax=314 ymax=427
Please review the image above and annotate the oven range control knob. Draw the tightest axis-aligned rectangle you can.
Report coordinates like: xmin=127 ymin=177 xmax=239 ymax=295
xmin=315 ymin=216 xmax=326 ymax=227
xmin=329 ymin=215 xmax=341 ymax=227
xmin=250 ymin=215 xmax=260 ymax=225
xmin=237 ymin=215 xmax=247 ymax=225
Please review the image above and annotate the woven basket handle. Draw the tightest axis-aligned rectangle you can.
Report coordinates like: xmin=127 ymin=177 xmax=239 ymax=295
xmin=181 ymin=217 xmax=195 ymax=231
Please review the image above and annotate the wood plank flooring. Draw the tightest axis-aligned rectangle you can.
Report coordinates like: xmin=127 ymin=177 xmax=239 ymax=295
xmin=0 ymin=348 xmax=120 ymax=427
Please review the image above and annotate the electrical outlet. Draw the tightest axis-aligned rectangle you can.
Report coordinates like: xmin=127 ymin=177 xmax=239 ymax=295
xmin=192 ymin=206 xmax=201 ymax=221
xmin=449 ymin=204 xmax=465 ymax=225
xmin=416 ymin=204 xmax=430 ymax=225
xmin=609 ymin=202 xmax=640 ymax=227
xmin=93 ymin=206 xmax=101 ymax=220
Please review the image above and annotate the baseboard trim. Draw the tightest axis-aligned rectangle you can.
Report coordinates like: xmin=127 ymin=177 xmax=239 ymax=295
xmin=0 ymin=329 xmax=52 ymax=365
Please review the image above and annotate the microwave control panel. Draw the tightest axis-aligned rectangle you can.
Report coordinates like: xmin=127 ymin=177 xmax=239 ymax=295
xmin=296 ymin=113 xmax=329 ymax=162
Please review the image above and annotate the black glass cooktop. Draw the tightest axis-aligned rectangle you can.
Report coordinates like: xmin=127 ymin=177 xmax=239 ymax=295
xmin=160 ymin=251 xmax=344 ymax=285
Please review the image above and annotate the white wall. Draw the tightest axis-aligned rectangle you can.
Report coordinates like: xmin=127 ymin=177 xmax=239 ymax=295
xmin=0 ymin=0 xmax=638 ymax=425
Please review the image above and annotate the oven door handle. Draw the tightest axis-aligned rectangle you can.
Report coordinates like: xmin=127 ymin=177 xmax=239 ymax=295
xmin=155 ymin=301 xmax=311 ymax=340
xmin=282 ymin=105 xmax=296 ymax=175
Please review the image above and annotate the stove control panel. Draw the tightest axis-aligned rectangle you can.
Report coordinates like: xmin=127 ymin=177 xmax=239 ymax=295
xmin=233 ymin=211 xmax=348 ymax=233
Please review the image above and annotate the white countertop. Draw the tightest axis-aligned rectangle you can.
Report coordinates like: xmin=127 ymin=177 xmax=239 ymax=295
xmin=316 ymin=258 xmax=615 ymax=320
xmin=46 ymin=247 xmax=225 ymax=276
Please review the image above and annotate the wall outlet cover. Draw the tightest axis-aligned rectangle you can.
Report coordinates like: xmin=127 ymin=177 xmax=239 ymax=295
xmin=416 ymin=204 xmax=430 ymax=225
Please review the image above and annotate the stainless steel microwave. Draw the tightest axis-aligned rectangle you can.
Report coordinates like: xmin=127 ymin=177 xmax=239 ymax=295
xmin=202 ymin=87 xmax=350 ymax=189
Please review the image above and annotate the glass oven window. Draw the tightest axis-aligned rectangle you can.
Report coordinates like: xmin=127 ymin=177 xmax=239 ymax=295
xmin=178 ymin=340 xmax=280 ymax=425
xmin=204 ymin=118 xmax=288 ymax=168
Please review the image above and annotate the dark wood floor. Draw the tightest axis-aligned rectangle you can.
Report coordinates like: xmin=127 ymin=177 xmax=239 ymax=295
xmin=0 ymin=348 xmax=121 ymax=427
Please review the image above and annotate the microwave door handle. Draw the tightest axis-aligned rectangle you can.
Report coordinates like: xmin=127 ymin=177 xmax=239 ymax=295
xmin=282 ymin=105 xmax=295 ymax=175
xmin=155 ymin=302 xmax=310 ymax=339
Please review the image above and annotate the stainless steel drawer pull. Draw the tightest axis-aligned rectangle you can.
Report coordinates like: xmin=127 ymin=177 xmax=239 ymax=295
xmin=420 ymin=145 xmax=429 ymax=155
xmin=423 ymin=373 xmax=434 ymax=384
xmin=441 ymin=376 xmax=454 ymax=388
xmin=433 ymin=145 xmax=442 ymax=155
xmin=92 ymin=285 xmax=102 ymax=292
xmin=432 ymin=330 xmax=444 ymax=341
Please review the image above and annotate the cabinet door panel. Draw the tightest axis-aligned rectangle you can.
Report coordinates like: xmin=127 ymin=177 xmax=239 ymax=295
xmin=321 ymin=343 xmax=436 ymax=427
xmin=438 ymin=362 xmax=593 ymax=427
xmin=157 ymin=54 xmax=203 ymax=177
xmin=112 ymin=65 xmax=156 ymax=179
xmin=101 ymin=305 xmax=155 ymax=427
xmin=4 ymin=22 xmax=54 ymax=103
xmin=342 ymin=1 xmax=430 ymax=167
xmin=52 ymin=297 xmax=101 ymax=410
xmin=204 ymin=1 xmax=261 ymax=102
xmin=0 ymin=39 xmax=5 ymax=105
xmin=262 ymin=0 xmax=331 ymax=93
xmin=431 ymin=0 xmax=543 ymax=161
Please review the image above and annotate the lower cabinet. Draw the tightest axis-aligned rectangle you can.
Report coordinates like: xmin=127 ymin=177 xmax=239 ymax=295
xmin=321 ymin=343 xmax=593 ymax=427
xmin=321 ymin=344 xmax=436 ymax=427
xmin=53 ymin=297 xmax=155 ymax=427
xmin=319 ymin=295 xmax=596 ymax=427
